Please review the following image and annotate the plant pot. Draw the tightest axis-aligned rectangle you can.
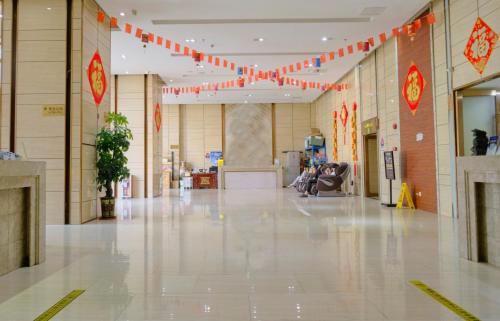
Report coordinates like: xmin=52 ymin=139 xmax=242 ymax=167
xmin=100 ymin=197 xmax=116 ymax=219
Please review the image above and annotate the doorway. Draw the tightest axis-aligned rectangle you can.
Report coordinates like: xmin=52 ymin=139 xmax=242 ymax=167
xmin=455 ymin=77 xmax=500 ymax=157
xmin=364 ymin=134 xmax=379 ymax=198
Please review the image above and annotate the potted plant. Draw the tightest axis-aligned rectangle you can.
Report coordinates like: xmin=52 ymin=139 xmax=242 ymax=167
xmin=96 ymin=112 xmax=133 ymax=218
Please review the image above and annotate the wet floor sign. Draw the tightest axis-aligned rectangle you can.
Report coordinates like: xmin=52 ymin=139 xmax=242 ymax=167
xmin=396 ymin=183 xmax=415 ymax=209
xmin=33 ymin=289 xmax=85 ymax=321
xmin=410 ymin=280 xmax=481 ymax=321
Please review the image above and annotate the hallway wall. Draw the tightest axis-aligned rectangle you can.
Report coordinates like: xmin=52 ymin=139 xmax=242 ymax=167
xmin=166 ymin=103 xmax=315 ymax=170
xmin=397 ymin=11 xmax=438 ymax=213
xmin=114 ymin=74 xmax=164 ymax=198
xmin=180 ymin=104 xmax=223 ymax=169
xmin=0 ymin=0 xmax=111 ymax=224
xmin=225 ymin=103 xmax=273 ymax=167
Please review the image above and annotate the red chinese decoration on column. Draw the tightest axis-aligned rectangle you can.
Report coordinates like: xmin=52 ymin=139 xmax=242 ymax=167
xmin=402 ymin=63 xmax=426 ymax=116
xmin=332 ymin=111 xmax=338 ymax=161
xmin=464 ymin=17 xmax=499 ymax=75
xmin=87 ymin=50 xmax=107 ymax=107
xmin=154 ymin=103 xmax=162 ymax=133
xmin=340 ymin=102 xmax=349 ymax=145
xmin=351 ymin=103 xmax=358 ymax=177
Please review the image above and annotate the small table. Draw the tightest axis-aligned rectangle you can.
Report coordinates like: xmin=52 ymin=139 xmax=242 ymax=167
xmin=192 ymin=173 xmax=217 ymax=189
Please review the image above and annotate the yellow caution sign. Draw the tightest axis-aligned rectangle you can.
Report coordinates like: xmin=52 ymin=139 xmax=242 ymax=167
xmin=34 ymin=289 xmax=85 ymax=321
xmin=396 ymin=182 xmax=415 ymax=209
xmin=410 ymin=280 xmax=482 ymax=321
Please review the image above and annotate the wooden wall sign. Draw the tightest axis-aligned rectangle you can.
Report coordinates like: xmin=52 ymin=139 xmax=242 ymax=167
xmin=42 ymin=105 xmax=64 ymax=117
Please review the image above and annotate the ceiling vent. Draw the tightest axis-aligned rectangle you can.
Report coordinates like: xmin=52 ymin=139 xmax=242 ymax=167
xmin=360 ymin=7 xmax=387 ymax=16
xmin=152 ymin=17 xmax=371 ymax=25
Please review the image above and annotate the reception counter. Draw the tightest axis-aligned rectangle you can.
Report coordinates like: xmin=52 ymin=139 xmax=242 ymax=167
xmin=218 ymin=166 xmax=283 ymax=189
xmin=0 ymin=160 xmax=46 ymax=276
xmin=457 ymin=156 xmax=500 ymax=268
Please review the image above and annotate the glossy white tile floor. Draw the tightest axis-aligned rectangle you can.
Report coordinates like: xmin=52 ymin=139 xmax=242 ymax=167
xmin=1 ymin=189 xmax=500 ymax=320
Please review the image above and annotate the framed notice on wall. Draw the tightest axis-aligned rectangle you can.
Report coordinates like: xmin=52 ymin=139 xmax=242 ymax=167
xmin=384 ymin=151 xmax=396 ymax=180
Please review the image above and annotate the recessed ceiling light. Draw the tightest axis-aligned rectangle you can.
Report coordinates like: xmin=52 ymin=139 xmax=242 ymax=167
xmin=254 ymin=37 xmax=265 ymax=42
xmin=120 ymin=12 xmax=126 ymax=17
xmin=247 ymin=94 xmax=253 ymax=97
xmin=121 ymin=54 xmax=126 ymax=60
xmin=125 ymin=71 xmax=129 ymax=74
xmin=321 ymin=37 xmax=328 ymax=42
xmin=46 ymin=7 xmax=52 ymax=10
xmin=185 ymin=38 xmax=195 ymax=43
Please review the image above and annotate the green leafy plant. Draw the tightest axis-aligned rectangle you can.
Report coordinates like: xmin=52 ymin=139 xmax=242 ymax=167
xmin=96 ymin=112 xmax=133 ymax=198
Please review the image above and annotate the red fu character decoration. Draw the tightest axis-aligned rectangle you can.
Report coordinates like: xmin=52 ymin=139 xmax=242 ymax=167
xmin=402 ymin=62 xmax=426 ymax=116
xmin=154 ymin=103 xmax=162 ymax=133
xmin=464 ymin=17 xmax=499 ymax=75
xmin=87 ymin=50 xmax=107 ymax=107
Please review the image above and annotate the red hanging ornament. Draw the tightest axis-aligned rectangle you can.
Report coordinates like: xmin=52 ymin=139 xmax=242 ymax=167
xmin=87 ymin=50 xmax=107 ymax=107
xmin=402 ymin=62 xmax=426 ymax=116
xmin=464 ymin=17 xmax=499 ymax=75
xmin=154 ymin=103 xmax=162 ymax=133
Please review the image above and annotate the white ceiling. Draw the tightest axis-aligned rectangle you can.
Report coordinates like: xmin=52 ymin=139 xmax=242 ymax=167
xmin=96 ymin=0 xmax=430 ymax=104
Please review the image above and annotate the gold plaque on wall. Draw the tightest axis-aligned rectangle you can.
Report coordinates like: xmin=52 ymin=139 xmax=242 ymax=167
xmin=170 ymin=145 xmax=179 ymax=150
xmin=42 ymin=105 xmax=65 ymax=117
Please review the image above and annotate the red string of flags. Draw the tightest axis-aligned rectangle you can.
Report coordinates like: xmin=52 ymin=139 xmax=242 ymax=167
xmin=98 ymin=11 xmax=436 ymax=94
xmin=161 ymin=77 xmax=350 ymax=96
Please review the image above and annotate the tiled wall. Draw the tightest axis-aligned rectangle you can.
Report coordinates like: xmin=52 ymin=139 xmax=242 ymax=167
xmin=432 ymin=0 xmax=453 ymax=217
xmin=274 ymin=103 xmax=315 ymax=165
xmin=147 ymin=74 xmax=163 ymax=197
xmin=375 ymin=38 xmax=403 ymax=203
xmin=116 ymin=75 xmax=146 ymax=198
xmin=115 ymin=74 xmax=163 ymax=198
xmin=14 ymin=0 xmax=67 ymax=224
xmin=450 ymin=0 xmax=500 ymax=89
xmin=313 ymin=38 xmax=403 ymax=199
xmin=314 ymin=70 xmax=361 ymax=194
xmin=72 ymin=0 xmax=111 ymax=223
xmin=1 ymin=0 xmax=11 ymax=151
xmin=180 ymin=104 xmax=222 ymax=169
xmin=170 ymin=103 xmax=314 ymax=170
xmin=163 ymin=104 xmax=180 ymax=177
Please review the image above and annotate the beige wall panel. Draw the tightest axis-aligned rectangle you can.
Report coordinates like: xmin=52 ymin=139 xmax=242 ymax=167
xmin=17 ymin=62 xmax=65 ymax=94
xmin=450 ymin=0 xmax=500 ymax=89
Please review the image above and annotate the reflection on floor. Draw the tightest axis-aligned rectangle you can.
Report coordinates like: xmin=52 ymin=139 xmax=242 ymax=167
xmin=0 ymin=189 xmax=499 ymax=320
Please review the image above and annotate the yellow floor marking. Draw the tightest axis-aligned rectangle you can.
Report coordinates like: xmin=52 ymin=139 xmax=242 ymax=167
xmin=33 ymin=289 xmax=85 ymax=321
xmin=410 ymin=280 xmax=481 ymax=321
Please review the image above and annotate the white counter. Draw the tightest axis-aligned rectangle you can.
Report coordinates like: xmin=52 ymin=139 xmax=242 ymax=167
xmin=218 ymin=166 xmax=283 ymax=190
xmin=0 ymin=160 xmax=46 ymax=276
